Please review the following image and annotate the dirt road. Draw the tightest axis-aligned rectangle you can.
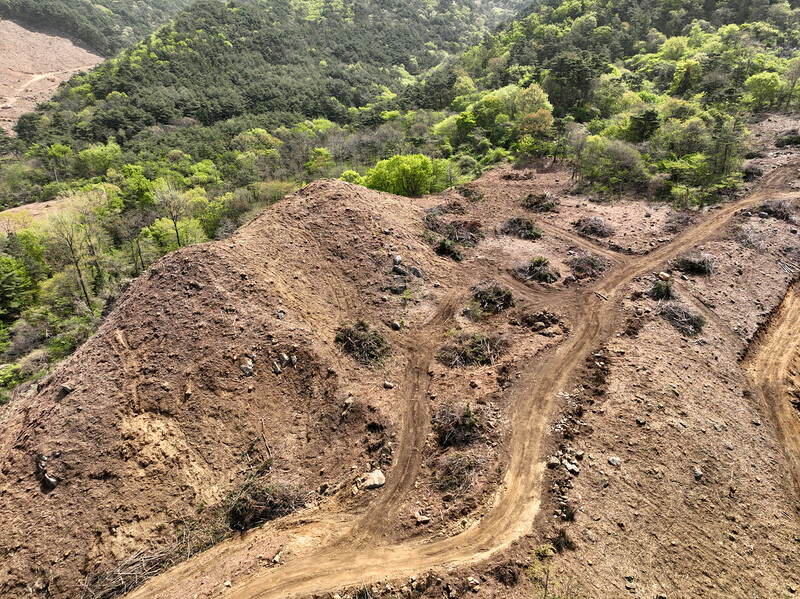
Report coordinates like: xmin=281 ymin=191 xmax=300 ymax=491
xmin=127 ymin=168 xmax=800 ymax=599
xmin=745 ymin=285 xmax=800 ymax=500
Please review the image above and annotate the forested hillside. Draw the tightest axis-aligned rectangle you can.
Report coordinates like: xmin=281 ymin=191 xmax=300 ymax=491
xmin=0 ymin=0 xmax=799 ymax=403
xmin=0 ymin=0 xmax=195 ymax=55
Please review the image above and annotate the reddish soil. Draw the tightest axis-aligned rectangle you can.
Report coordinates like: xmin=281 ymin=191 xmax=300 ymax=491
xmin=0 ymin=20 xmax=102 ymax=134
xmin=2 ymin=118 xmax=800 ymax=599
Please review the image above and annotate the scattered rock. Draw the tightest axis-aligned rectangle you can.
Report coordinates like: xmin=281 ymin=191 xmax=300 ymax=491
xmin=414 ymin=511 xmax=430 ymax=524
xmin=394 ymin=255 xmax=403 ymax=265
xmin=565 ymin=462 xmax=581 ymax=476
xmin=224 ymin=580 xmax=232 ymax=588
xmin=272 ymin=362 xmax=282 ymax=375
xmin=384 ymin=381 xmax=395 ymax=389
xmin=547 ymin=456 xmax=561 ymax=469
xmin=364 ymin=470 xmax=386 ymax=489
xmin=693 ymin=466 xmax=703 ymax=481
xmin=393 ymin=265 xmax=409 ymax=276
xmin=467 ymin=577 xmax=480 ymax=592
xmin=279 ymin=353 xmax=290 ymax=367
xmin=658 ymin=272 xmax=671 ymax=281
xmin=240 ymin=358 xmax=254 ymax=376
xmin=410 ymin=267 xmax=423 ymax=278
xmin=391 ymin=321 xmax=402 ymax=331
xmin=635 ymin=417 xmax=646 ymax=426
xmin=608 ymin=456 xmax=622 ymax=467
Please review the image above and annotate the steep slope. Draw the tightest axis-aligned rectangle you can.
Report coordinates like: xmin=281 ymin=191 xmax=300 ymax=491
xmin=14 ymin=0 xmax=529 ymax=146
xmin=4 ymin=141 xmax=800 ymax=598
xmin=0 ymin=180 xmax=448 ymax=597
xmin=119 ymin=153 xmax=800 ymax=598
xmin=0 ymin=20 xmax=103 ymax=134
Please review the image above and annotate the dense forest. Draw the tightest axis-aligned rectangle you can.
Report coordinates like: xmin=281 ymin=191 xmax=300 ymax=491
xmin=0 ymin=0 xmax=799 ymax=400
xmin=0 ymin=0 xmax=195 ymax=55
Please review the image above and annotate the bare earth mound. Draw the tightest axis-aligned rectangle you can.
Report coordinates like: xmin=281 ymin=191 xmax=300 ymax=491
xmin=3 ymin=135 xmax=800 ymax=598
xmin=0 ymin=20 xmax=103 ymax=134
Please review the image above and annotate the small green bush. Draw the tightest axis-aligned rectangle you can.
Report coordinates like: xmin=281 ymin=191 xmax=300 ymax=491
xmin=648 ymin=279 xmax=674 ymax=300
xmin=521 ymin=192 xmax=558 ymax=212
xmin=516 ymin=256 xmax=560 ymax=283
xmin=469 ymin=281 xmax=515 ymax=316
xmin=501 ymin=217 xmax=544 ymax=240
xmin=435 ymin=238 xmax=463 ymax=261
xmin=335 ymin=321 xmax=390 ymax=365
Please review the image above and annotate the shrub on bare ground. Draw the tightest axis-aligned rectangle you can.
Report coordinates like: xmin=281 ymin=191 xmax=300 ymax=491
xmin=522 ymin=192 xmax=559 ymax=212
xmin=573 ymin=216 xmax=614 ymax=238
xmin=673 ymin=253 xmax=715 ymax=275
xmin=226 ymin=481 xmax=306 ymax=531
xmin=500 ymin=217 xmax=544 ymax=240
xmin=466 ymin=281 xmax=515 ymax=318
xmin=435 ymin=453 xmax=483 ymax=494
xmin=736 ymin=226 xmax=765 ymax=250
xmin=663 ymin=211 xmax=694 ymax=234
xmin=648 ymin=279 xmax=674 ymax=300
xmin=516 ymin=256 xmax=560 ymax=283
xmin=566 ymin=251 xmax=607 ymax=278
xmin=437 ymin=332 xmax=508 ymax=367
xmin=760 ymin=198 xmax=796 ymax=222
xmin=432 ymin=403 xmax=480 ymax=446
xmin=335 ymin=321 xmax=391 ymax=366
xmin=660 ymin=303 xmax=706 ymax=336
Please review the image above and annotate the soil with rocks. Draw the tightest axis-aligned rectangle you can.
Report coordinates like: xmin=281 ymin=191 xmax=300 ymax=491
xmin=3 ymin=118 xmax=800 ymax=599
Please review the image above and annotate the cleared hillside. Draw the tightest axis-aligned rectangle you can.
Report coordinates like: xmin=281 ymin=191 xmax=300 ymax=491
xmin=0 ymin=20 xmax=102 ymax=134
xmin=2 ymin=129 xmax=800 ymax=596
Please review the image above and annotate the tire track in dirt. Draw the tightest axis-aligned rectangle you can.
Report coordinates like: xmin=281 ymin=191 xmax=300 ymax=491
xmin=744 ymin=284 xmax=800 ymax=500
xmin=352 ymin=289 xmax=466 ymax=540
xmin=126 ymin=165 xmax=800 ymax=599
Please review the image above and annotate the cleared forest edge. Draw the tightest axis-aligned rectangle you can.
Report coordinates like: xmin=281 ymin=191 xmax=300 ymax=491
xmin=0 ymin=20 xmax=102 ymax=134
xmin=121 ymin=165 xmax=800 ymax=599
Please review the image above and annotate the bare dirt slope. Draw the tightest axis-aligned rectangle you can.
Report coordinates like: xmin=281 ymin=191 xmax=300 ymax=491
xmin=0 ymin=19 xmax=102 ymax=133
xmin=3 ymin=126 xmax=800 ymax=599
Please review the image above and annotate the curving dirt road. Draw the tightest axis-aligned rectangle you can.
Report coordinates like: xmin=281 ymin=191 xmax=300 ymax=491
xmin=127 ymin=167 xmax=800 ymax=599
xmin=745 ymin=285 xmax=800 ymax=500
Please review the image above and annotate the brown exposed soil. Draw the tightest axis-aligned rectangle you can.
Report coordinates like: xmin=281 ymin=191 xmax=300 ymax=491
xmin=2 ymin=119 xmax=800 ymax=599
xmin=0 ymin=20 xmax=103 ymax=134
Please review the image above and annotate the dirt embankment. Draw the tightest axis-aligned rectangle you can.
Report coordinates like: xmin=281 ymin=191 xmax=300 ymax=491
xmin=3 ymin=123 xmax=800 ymax=599
xmin=0 ymin=19 xmax=102 ymax=134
